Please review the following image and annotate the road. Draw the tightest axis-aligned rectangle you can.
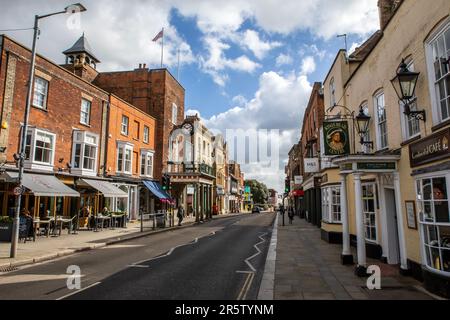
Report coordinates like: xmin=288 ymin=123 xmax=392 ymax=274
xmin=0 ymin=213 xmax=275 ymax=300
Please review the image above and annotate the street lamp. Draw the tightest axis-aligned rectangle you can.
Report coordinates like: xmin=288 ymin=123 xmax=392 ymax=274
xmin=391 ymin=59 xmax=426 ymax=121
xmin=355 ymin=105 xmax=373 ymax=149
xmin=10 ymin=3 xmax=87 ymax=258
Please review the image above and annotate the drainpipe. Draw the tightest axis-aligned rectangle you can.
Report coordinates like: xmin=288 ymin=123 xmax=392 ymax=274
xmin=102 ymin=99 xmax=110 ymax=178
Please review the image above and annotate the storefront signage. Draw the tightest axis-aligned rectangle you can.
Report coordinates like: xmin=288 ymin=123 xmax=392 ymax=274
xmin=323 ymin=121 xmax=350 ymax=156
xmin=187 ymin=185 xmax=195 ymax=195
xmin=357 ymin=162 xmax=396 ymax=171
xmin=409 ymin=128 xmax=450 ymax=167
xmin=294 ymin=176 xmax=303 ymax=185
xmin=340 ymin=163 xmax=353 ymax=171
xmin=304 ymin=158 xmax=320 ymax=173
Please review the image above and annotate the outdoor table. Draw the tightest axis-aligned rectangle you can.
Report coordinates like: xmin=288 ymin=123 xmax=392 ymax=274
xmin=110 ymin=214 xmax=124 ymax=229
xmin=57 ymin=217 xmax=75 ymax=235
xmin=38 ymin=218 xmax=54 ymax=237
xmin=93 ymin=215 xmax=111 ymax=231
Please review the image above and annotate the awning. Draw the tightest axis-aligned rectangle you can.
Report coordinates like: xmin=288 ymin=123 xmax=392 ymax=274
xmin=143 ymin=180 xmax=172 ymax=200
xmin=3 ymin=172 xmax=79 ymax=197
xmin=81 ymin=179 xmax=128 ymax=198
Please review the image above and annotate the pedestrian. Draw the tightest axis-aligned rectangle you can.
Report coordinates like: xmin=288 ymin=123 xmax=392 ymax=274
xmin=288 ymin=207 xmax=294 ymax=224
xmin=177 ymin=205 xmax=184 ymax=226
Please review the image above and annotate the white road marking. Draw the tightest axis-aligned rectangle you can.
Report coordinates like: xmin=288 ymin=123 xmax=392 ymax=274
xmin=244 ymin=233 xmax=268 ymax=272
xmin=56 ymin=281 xmax=101 ymax=300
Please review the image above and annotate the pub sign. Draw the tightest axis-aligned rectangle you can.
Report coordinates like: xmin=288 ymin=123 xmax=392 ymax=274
xmin=323 ymin=121 xmax=350 ymax=156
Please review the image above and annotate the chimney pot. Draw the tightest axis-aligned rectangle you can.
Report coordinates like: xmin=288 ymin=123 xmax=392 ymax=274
xmin=139 ymin=63 xmax=142 ymax=68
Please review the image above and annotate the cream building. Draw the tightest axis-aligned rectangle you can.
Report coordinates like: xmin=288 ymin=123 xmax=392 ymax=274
xmin=320 ymin=0 xmax=450 ymax=297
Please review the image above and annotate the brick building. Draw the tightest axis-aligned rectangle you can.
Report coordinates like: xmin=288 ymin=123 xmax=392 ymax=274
xmin=94 ymin=66 xmax=185 ymax=182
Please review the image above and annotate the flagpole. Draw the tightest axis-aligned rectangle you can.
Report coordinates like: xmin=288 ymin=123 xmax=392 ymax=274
xmin=161 ymin=27 xmax=164 ymax=68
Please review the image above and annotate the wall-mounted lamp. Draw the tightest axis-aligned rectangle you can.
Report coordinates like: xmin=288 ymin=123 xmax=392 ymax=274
xmin=355 ymin=106 xmax=373 ymax=149
xmin=391 ymin=59 xmax=426 ymax=122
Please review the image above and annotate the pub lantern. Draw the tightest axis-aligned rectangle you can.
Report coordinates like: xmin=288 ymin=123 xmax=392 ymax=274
xmin=355 ymin=106 xmax=373 ymax=149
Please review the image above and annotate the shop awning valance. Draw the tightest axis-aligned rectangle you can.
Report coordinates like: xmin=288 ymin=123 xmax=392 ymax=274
xmin=143 ymin=180 xmax=172 ymax=200
xmin=3 ymin=172 xmax=79 ymax=197
xmin=81 ymin=179 xmax=128 ymax=198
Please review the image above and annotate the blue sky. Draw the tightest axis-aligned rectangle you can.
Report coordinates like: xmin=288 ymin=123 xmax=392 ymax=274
xmin=0 ymin=0 xmax=380 ymax=192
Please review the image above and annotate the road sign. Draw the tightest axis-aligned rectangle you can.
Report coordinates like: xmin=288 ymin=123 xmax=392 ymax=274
xmin=13 ymin=186 xmax=24 ymax=196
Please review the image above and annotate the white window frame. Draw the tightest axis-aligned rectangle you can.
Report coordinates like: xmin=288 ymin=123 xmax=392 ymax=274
xmin=373 ymin=91 xmax=388 ymax=151
xmin=32 ymin=76 xmax=49 ymax=110
xmin=143 ymin=126 xmax=149 ymax=144
xmin=399 ymin=62 xmax=421 ymax=141
xmin=24 ymin=128 xmax=56 ymax=171
xmin=362 ymin=183 xmax=378 ymax=243
xmin=80 ymin=99 xmax=91 ymax=126
xmin=172 ymin=103 xmax=178 ymax=125
xmin=425 ymin=18 xmax=450 ymax=125
xmin=71 ymin=131 xmax=99 ymax=176
xmin=321 ymin=186 xmax=342 ymax=224
xmin=121 ymin=115 xmax=129 ymax=136
xmin=415 ymin=171 xmax=450 ymax=277
xmin=117 ymin=142 xmax=133 ymax=175
xmin=140 ymin=150 xmax=154 ymax=178
xmin=360 ymin=102 xmax=372 ymax=154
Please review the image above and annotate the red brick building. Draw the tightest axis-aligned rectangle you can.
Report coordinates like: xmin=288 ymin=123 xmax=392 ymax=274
xmin=94 ymin=66 xmax=185 ymax=182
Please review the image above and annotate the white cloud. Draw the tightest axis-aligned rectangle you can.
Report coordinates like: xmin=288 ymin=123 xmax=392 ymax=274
xmin=349 ymin=42 xmax=362 ymax=55
xmin=276 ymin=53 xmax=293 ymax=67
xmin=240 ymin=30 xmax=282 ymax=60
xmin=300 ymin=56 xmax=316 ymax=75
xmin=232 ymin=95 xmax=248 ymax=106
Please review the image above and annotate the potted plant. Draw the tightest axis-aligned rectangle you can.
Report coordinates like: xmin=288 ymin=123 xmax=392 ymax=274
xmin=0 ymin=216 xmax=14 ymax=242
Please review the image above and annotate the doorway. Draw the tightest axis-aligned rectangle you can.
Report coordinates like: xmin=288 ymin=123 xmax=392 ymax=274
xmin=384 ymin=188 xmax=400 ymax=264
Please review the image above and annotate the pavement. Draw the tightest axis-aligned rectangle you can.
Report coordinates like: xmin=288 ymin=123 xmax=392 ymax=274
xmin=0 ymin=212 xmax=274 ymax=300
xmin=0 ymin=213 xmax=244 ymax=271
xmin=271 ymin=215 xmax=440 ymax=300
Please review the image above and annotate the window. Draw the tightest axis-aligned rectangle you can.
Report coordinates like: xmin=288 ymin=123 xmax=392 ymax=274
xmin=172 ymin=103 xmax=178 ymax=125
xmin=140 ymin=151 xmax=154 ymax=177
xmin=360 ymin=102 xmax=372 ymax=154
xmin=330 ymin=78 xmax=336 ymax=107
xmin=121 ymin=116 xmax=129 ymax=135
xmin=117 ymin=143 xmax=133 ymax=174
xmin=426 ymin=23 xmax=450 ymax=123
xmin=143 ymin=126 xmax=149 ymax=144
xmin=24 ymin=128 xmax=56 ymax=170
xmin=374 ymin=92 xmax=388 ymax=150
xmin=416 ymin=174 xmax=450 ymax=275
xmin=32 ymin=77 xmax=49 ymax=109
xmin=72 ymin=131 xmax=98 ymax=175
xmin=362 ymin=184 xmax=377 ymax=242
xmin=321 ymin=186 xmax=341 ymax=223
xmin=80 ymin=99 xmax=91 ymax=125
xmin=400 ymin=62 xmax=421 ymax=140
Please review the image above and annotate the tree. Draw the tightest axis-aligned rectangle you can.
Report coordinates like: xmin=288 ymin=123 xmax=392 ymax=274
xmin=245 ymin=179 xmax=269 ymax=206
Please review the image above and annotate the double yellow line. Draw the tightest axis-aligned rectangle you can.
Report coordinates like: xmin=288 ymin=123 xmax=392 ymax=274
xmin=237 ymin=272 xmax=255 ymax=300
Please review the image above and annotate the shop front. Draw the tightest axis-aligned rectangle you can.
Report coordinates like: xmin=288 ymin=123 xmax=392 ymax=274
xmin=302 ymin=174 xmax=322 ymax=228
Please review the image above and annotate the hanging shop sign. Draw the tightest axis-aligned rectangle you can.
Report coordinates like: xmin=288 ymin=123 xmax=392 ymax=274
xmin=409 ymin=128 xmax=450 ymax=168
xmin=304 ymin=158 xmax=320 ymax=173
xmin=294 ymin=176 xmax=303 ymax=185
xmin=323 ymin=121 xmax=351 ymax=156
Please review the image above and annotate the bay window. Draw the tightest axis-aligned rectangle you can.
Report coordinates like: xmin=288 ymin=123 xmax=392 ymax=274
xmin=416 ymin=174 xmax=450 ymax=275
xmin=117 ymin=143 xmax=133 ymax=174
xmin=321 ymin=186 xmax=341 ymax=223
xmin=72 ymin=131 xmax=99 ymax=176
xmin=24 ymin=128 xmax=56 ymax=171
xmin=140 ymin=151 xmax=154 ymax=177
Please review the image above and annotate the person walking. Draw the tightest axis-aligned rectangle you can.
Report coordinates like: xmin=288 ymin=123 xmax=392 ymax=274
xmin=177 ymin=205 xmax=184 ymax=226
xmin=288 ymin=206 xmax=294 ymax=225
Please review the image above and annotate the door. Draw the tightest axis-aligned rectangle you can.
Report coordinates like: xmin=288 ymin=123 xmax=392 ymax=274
xmin=385 ymin=188 xmax=400 ymax=264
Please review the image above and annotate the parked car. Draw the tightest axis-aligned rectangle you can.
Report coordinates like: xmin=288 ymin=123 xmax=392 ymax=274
xmin=252 ymin=206 xmax=261 ymax=214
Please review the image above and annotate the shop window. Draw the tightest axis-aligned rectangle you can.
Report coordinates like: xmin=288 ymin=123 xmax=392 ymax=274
xmin=117 ymin=143 xmax=133 ymax=175
xmin=362 ymin=184 xmax=377 ymax=242
xmin=24 ymin=128 xmax=56 ymax=171
xmin=416 ymin=174 xmax=450 ymax=275
xmin=321 ymin=186 xmax=341 ymax=223
xmin=72 ymin=131 xmax=98 ymax=176
xmin=374 ymin=92 xmax=388 ymax=150
xmin=32 ymin=76 xmax=49 ymax=110
xmin=426 ymin=22 xmax=450 ymax=123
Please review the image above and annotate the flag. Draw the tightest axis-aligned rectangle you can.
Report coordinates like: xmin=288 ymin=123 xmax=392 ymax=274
xmin=152 ymin=29 xmax=163 ymax=42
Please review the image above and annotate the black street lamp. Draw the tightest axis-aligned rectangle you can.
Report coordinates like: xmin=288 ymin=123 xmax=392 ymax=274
xmin=391 ymin=59 xmax=426 ymax=121
xmin=355 ymin=106 xmax=373 ymax=149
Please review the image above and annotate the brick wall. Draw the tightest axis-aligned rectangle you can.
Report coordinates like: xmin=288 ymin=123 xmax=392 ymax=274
xmin=0 ymin=36 xmax=108 ymax=173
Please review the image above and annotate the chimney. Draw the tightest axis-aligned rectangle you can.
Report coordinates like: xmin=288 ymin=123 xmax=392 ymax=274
xmin=378 ymin=0 xmax=402 ymax=30
xmin=139 ymin=63 xmax=142 ymax=69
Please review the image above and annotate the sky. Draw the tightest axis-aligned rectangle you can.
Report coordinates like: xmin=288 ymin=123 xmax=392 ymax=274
xmin=0 ymin=0 xmax=380 ymax=193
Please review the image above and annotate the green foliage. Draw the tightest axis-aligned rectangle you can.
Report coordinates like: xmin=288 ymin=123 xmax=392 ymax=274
xmin=245 ymin=179 xmax=269 ymax=205
xmin=0 ymin=216 xmax=13 ymax=224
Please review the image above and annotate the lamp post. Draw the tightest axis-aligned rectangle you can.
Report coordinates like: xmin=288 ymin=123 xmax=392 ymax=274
xmin=355 ymin=106 xmax=373 ymax=150
xmin=391 ymin=59 xmax=425 ymax=121
xmin=10 ymin=3 xmax=87 ymax=258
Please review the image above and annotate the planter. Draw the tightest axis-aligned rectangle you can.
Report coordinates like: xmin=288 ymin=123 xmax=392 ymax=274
xmin=0 ymin=222 xmax=13 ymax=242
